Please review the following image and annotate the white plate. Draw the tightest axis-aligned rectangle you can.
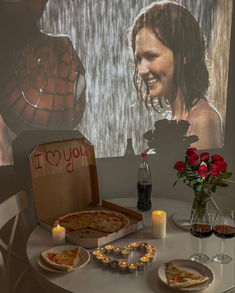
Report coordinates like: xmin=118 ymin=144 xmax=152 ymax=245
xmin=38 ymin=245 xmax=90 ymax=273
xmin=158 ymin=259 xmax=214 ymax=291
xmin=172 ymin=211 xmax=191 ymax=231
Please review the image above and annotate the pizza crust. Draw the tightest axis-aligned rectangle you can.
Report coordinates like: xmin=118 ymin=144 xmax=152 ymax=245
xmin=40 ymin=246 xmax=80 ymax=272
xmin=165 ymin=262 xmax=209 ymax=289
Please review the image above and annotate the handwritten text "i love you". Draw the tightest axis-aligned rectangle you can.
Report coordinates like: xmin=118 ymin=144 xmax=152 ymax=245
xmin=33 ymin=145 xmax=89 ymax=173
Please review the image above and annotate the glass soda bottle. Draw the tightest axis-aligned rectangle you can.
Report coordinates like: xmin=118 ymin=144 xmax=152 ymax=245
xmin=137 ymin=152 xmax=152 ymax=211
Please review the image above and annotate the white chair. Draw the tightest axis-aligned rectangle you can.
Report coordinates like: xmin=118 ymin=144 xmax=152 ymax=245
xmin=0 ymin=191 xmax=45 ymax=293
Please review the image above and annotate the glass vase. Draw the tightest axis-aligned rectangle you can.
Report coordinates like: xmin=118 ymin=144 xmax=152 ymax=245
xmin=190 ymin=190 xmax=210 ymax=222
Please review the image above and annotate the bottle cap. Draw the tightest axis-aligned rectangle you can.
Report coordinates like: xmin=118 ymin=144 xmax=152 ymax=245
xmin=141 ymin=153 xmax=147 ymax=158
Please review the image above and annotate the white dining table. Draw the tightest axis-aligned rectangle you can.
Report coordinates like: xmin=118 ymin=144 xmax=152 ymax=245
xmin=26 ymin=197 xmax=235 ymax=293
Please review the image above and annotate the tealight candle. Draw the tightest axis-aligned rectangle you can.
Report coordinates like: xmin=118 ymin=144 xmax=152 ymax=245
xmin=147 ymin=248 xmax=156 ymax=255
xmin=119 ymin=262 xmax=128 ymax=272
xmin=102 ymin=257 xmax=111 ymax=266
xmin=152 ymin=210 xmax=166 ymax=239
xmin=121 ymin=249 xmax=130 ymax=258
xmin=140 ymin=256 xmax=149 ymax=265
xmin=92 ymin=250 xmax=102 ymax=261
xmin=105 ymin=245 xmax=114 ymax=254
xmin=96 ymin=254 xmax=106 ymax=264
xmin=110 ymin=260 xmax=119 ymax=269
xmin=140 ymin=242 xmax=148 ymax=251
xmin=52 ymin=225 xmax=65 ymax=245
xmin=113 ymin=247 xmax=122 ymax=256
xmin=123 ymin=245 xmax=132 ymax=251
xmin=145 ymin=253 xmax=154 ymax=262
xmin=128 ymin=263 xmax=138 ymax=273
xmin=93 ymin=250 xmax=101 ymax=256
xmin=145 ymin=244 xmax=154 ymax=251
xmin=130 ymin=242 xmax=140 ymax=251
xmin=136 ymin=261 xmax=145 ymax=271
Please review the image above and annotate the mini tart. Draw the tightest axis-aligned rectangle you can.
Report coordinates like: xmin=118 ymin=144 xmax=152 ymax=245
xmin=40 ymin=246 xmax=80 ymax=272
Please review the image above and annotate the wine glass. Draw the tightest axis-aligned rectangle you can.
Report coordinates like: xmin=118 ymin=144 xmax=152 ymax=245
xmin=190 ymin=209 xmax=212 ymax=263
xmin=212 ymin=208 xmax=235 ymax=264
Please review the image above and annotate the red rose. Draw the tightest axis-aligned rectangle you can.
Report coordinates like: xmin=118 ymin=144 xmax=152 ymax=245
xmin=212 ymin=154 xmax=224 ymax=162
xmin=209 ymin=164 xmax=221 ymax=177
xmin=186 ymin=147 xmax=197 ymax=156
xmin=188 ymin=153 xmax=199 ymax=167
xmin=174 ymin=161 xmax=185 ymax=173
xmin=215 ymin=160 xmax=227 ymax=172
xmin=200 ymin=152 xmax=210 ymax=163
xmin=196 ymin=165 xmax=208 ymax=178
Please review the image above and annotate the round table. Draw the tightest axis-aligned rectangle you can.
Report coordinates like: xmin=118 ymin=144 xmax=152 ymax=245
xmin=26 ymin=197 xmax=235 ymax=293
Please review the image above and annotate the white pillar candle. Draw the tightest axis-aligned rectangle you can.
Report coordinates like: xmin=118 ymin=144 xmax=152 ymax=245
xmin=152 ymin=210 xmax=166 ymax=239
xmin=52 ymin=225 xmax=66 ymax=245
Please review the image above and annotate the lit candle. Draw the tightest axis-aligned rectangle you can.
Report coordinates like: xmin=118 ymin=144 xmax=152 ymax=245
xmin=140 ymin=256 xmax=149 ymax=265
xmin=113 ymin=247 xmax=122 ymax=256
xmin=147 ymin=248 xmax=156 ymax=255
xmin=145 ymin=244 xmax=155 ymax=251
xmin=105 ymin=245 xmax=114 ymax=254
xmin=123 ymin=245 xmax=132 ymax=251
xmin=102 ymin=257 xmax=111 ymax=266
xmin=110 ymin=260 xmax=119 ymax=269
xmin=128 ymin=263 xmax=138 ymax=273
xmin=152 ymin=210 xmax=166 ymax=239
xmin=140 ymin=242 xmax=148 ymax=250
xmin=145 ymin=253 xmax=154 ymax=262
xmin=96 ymin=254 xmax=106 ymax=264
xmin=121 ymin=249 xmax=130 ymax=258
xmin=52 ymin=225 xmax=65 ymax=245
xmin=92 ymin=250 xmax=102 ymax=261
xmin=136 ymin=261 xmax=145 ymax=271
xmin=119 ymin=262 xmax=128 ymax=272
xmin=130 ymin=242 xmax=140 ymax=250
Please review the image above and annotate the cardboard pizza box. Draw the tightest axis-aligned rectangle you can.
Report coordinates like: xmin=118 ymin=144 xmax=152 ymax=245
xmin=29 ymin=137 xmax=143 ymax=248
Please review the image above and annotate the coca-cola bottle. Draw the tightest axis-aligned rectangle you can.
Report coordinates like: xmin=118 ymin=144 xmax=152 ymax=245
xmin=137 ymin=153 xmax=152 ymax=211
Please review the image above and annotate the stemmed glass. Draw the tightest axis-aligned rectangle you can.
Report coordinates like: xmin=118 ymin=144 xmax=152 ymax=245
xmin=190 ymin=208 xmax=212 ymax=263
xmin=212 ymin=208 xmax=235 ymax=264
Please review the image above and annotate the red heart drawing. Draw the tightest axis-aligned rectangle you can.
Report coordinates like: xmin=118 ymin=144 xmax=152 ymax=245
xmin=46 ymin=150 xmax=61 ymax=167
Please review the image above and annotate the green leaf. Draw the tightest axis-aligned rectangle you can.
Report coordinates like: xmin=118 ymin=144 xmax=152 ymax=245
xmin=190 ymin=180 xmax=197 ymax=188
xmin=216 ymin=182 xmax=228 ymax=187
xmin=222 ymin=172 xmax=232 ymax=179
xmin=197 ymin=185 xmax=203 ymax=191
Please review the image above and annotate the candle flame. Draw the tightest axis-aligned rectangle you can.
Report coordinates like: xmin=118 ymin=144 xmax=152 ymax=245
xmin=153 ymin=210 xmax=165 ymax=215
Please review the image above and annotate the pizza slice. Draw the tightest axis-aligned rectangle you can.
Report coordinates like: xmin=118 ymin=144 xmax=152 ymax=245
xmin=165 ymin=262 xmax=209 ymax=288
xmin=40 ymin=246 xmax=80 ymax=272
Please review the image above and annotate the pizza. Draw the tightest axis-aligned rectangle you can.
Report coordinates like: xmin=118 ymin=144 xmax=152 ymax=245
xmin=165 ymin=262 xmax=209 ymax=288
xmin=54 ymin=210 xmax=130 ymax=233
xmin=41 ymin=246 xmax=80 ymax=272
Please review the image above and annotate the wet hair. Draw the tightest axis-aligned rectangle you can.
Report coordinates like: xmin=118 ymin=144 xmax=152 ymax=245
xmin=130 ymin=1 xmax=209 ymax=112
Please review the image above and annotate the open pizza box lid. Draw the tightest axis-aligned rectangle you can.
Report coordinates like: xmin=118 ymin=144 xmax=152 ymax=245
xmin=29 ymin=137 xmax=143 ymax=248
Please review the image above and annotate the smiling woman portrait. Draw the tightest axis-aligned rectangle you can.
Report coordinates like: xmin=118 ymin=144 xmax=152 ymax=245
xmin=130 ymin=1 xmax=223 ymax=150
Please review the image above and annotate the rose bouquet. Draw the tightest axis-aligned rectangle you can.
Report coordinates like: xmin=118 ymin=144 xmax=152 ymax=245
xmin=174 ymin=147 xmax=232 ymax=219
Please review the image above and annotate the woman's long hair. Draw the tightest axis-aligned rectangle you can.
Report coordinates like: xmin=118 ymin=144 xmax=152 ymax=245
xmin=130 ymin=1 xmax=209 ymax=112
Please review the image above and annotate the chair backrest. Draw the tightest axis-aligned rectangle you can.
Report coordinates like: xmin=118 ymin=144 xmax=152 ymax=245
xmin=0 ymin=191 xmax=28 ymax=293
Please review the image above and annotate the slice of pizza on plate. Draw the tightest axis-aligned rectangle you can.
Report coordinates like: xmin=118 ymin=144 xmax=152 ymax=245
xmin=40 ymin=246 xmax=80 ymax=272
xmin=165 ymin=262 xmax=209 ymax=289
